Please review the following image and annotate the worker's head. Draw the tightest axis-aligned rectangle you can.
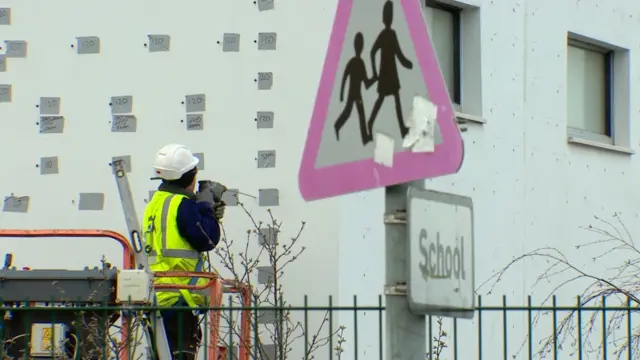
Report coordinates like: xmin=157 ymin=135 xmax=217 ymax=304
xmin=152 ymin=144 xmax=200 ymax=192
xmin=354 ymin=32 xmax=364 ymax=56
xmin=383 ymin=0 xmax=393 ymax=28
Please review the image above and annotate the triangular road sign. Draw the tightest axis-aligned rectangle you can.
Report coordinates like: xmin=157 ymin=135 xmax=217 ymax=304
xmin=299 ymin=0 xmax=464 ymax=201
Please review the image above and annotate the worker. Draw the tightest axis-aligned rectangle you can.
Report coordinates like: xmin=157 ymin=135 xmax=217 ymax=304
xmin=143 ymin=143 xmax=225 ymax=360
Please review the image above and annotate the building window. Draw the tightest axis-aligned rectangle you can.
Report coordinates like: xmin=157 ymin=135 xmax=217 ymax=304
xmin=423 ymin=0 xmax=462 ymax=109
xmin=566 ymin=39 xmax=613 ymax=143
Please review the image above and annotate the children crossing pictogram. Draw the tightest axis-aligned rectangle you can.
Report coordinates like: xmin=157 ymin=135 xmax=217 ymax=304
xmin=299 ymin=0 xmax=464 ymax=201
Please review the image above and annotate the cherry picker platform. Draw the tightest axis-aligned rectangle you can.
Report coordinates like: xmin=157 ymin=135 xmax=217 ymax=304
xmin=0 ymin=161 xmax=251 ymax=360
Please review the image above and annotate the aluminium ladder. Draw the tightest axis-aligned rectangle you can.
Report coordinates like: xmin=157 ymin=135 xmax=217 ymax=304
xmin=112 ymin=159 xmax=174 ymax=360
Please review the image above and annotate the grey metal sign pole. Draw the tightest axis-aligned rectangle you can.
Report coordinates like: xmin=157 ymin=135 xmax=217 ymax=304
xmin=385 ymin=182 xmax=476 ymax=359
xmin=384 ymin=181 xmax=425 ymax=360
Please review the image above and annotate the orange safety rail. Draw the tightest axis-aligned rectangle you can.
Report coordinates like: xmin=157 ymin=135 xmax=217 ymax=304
xmin=154 ymin=271 xmax=252 ymax=360
xmin=218 ymin=279 xmax=252 ymax=360
xmin=0 ymin=229 xmax=136 ymax=360
xmin=215 ymin=279 xmax=251 ymax=360
xmin=0 ymin=230 xmax=253 ymax=360
xmin=0 ymin=229 xmax=136 ymax=269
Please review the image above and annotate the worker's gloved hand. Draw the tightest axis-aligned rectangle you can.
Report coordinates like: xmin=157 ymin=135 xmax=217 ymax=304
xmin=196 ymin=188 xmax=215 ymax=205
xmin=212 ymin=201 xmax=226 ymax=220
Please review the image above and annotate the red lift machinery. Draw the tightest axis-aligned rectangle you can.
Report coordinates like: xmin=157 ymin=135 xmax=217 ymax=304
xmin=0 ymin=161 xmax=252 ymax=360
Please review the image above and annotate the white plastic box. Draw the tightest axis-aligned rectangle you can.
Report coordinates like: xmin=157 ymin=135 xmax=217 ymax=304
xmin=116 ymin=269 xmax=153 ymax=303
xmin=30 ymin=323 xmax=67 ymax=357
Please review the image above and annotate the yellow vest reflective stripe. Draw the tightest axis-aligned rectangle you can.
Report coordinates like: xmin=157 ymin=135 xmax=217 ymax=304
xmin=143 ymin=190 xmax=210 ymax=307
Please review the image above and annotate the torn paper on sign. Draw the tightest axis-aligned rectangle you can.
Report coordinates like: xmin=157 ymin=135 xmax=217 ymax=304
xmin=402 ymin=96 xmax=437 ymax=153
xmin=374 ymin=132 xmax=394 ymax=167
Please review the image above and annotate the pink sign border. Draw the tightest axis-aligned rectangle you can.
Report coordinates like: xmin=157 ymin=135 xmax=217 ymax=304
xmin=298 ymin=0 xmax=464 ymax=201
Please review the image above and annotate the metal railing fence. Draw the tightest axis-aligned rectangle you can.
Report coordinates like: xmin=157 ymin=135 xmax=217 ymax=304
xmin=0 ymin=294 xmax=635 ymax=360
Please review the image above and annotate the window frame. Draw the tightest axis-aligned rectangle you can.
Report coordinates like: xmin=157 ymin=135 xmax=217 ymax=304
xmin=424 ymin=0 xmax=462 ymax=107
xmin=566 ymin=38 xmax=614 ymax=145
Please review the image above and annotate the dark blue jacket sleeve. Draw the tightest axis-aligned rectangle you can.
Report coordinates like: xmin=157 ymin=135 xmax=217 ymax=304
xmin=175 ymin=198 xmax=221 ymax=252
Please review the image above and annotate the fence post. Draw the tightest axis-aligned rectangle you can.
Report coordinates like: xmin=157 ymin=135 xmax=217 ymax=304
xmin=384 ymin=183 xmax=426 ymax=360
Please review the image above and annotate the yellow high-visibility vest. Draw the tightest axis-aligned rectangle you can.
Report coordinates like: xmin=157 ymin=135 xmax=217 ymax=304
xmin=143 ymin=190 xmax=210 ymax=307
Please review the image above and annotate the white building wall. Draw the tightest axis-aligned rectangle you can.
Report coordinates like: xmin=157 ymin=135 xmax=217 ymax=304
xmin=1 ymin=0 xmax=638 ymax=359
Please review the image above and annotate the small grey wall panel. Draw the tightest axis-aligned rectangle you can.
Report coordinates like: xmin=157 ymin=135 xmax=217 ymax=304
xmin=78 ymin=193 xmax=105 ymax=211
xmin=258 ymin=189 xmax=279 ymax=206
xmin=193 ymin=153 xmax=205 ymax=170
xmin=40 ymin=156 xmax=59 ymax=175
xmin=0 ymin=84 xmax=11 ymax=102
xmin=39 ymin=97 xmax=61 ymax=115
xmin=257 ymin=309 xmax=277 ymax=324
xmin=256 ymin=111 xmax=274 ymax=129
xmin=3 ymin=196 xmax=29 ymax=213
xmin=0 ymin=55 xmax=6 ymax=72
xmin=147 ymin=34 xmax=170 ymax=52
xmin=110 ymin=95 xmax=133 ymax=114
xmin=258 ymin=227 xmax=277 ymax=246
xmin=257 ymin=32 xmax=277 ymax=50
xmin=185 ymin=94 xmax=206 ymax=113
xmin=76 ymin=36 xmax=100 ymax=54
xmin=111 ymin=115 xmax=137 ymax=132
xmin=257 ymin=72 xmax=273 ymax=90
xmin=257 ymin=266 xmax=274 ymax=284
xmin=257 ymin=150 xmax=276 ymax=168
xmin=39 ymin=116 xmax=65 ymax=134
xmin=260 ymin=345 xmax=277 ymax=360
xmin=5 ymin=40 xmax=27 ymax=58
xmin=257 ymin=0 xmax=275 ymax=11
xmin=0 ymin=8 xmax=11 ymax=25
xmin=221 ymin=189 xmax=238 ymax=206
xmin=222 ymin=33 xmax=240 ymax=52
xmin=186 ymin=114 xmax=204 ymax=130
xmin=111 ymin=156 xmax=132 ymax=173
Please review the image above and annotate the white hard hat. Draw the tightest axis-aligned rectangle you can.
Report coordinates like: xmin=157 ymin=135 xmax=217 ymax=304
xmin=152 ymin=144 xmax=200 ymax=180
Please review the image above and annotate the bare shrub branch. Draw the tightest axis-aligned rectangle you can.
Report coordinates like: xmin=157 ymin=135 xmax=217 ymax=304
xmin=209 ymin=195 xmax=346 ymax=359
xmin=478 ymin=213 xmax=640 ymax=359
xmin=426 ymin=317 xmax=448 ymax=360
